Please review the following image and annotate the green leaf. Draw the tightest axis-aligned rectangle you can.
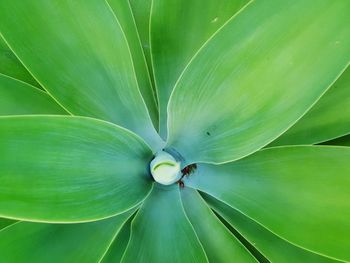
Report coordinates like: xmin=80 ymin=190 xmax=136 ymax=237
xmin=0 ymin=116 xmax=153 ymax=222
xmin=181 ymin=188 xmax=257 ymax=263
xmin=167 ymin=0 xmax=350 ymax=164
xmin=204 ymin=193 xmax=340 ymax=263
xmin=106 ymin=0 xmax=158 ymax=129
xmin=121 ymin=185 xmax=208 ymax=263
xmin=101 ymin=215 xmax=133 ymax=263
xmin=0 ymin=0 xmax=162 ymax=149
xmin=0 ymin=36 xmax=40 ymax=88
xmin=186 ymin=146 xmax=350 ymax=261
xmin=320 ymin=134 xmax=350 ymax=147
xmin=0 ymin=210 xmax=133 ymax=263
xmin=0 ymin=218 xmax=15 ymax=230
xmin=0 ymin=74 xmax=67 ymax=115
xmin=270 ymin=65 xmax=350 ymax=146
xmin=151 ymin=0 xmax=249 ymax=137
xmin=129 ymin=0 xmax=156 ymax=96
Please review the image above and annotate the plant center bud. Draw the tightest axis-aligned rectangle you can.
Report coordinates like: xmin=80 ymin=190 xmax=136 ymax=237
xmin=150 ymin=151 xmax=181 ymax=185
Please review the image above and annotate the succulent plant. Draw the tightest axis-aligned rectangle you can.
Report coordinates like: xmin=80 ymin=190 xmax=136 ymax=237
xmin=0 ymin=0 xmax=349 ymax=262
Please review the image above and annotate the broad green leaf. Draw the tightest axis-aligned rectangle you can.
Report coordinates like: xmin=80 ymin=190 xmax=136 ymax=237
xmin=320 ymin=134 xmax=350 ymax=147
xmin=107 ymin=0 xmax=158 ymax=128
xmin=122 ymin=185 xmax=208 ymax=263
xmin=0 ymin=218 xmax=15 ymax=230
xmin=0 ymin=210 xmax=133 ymax=263
xmin=0 ymin=74 xmax=66 ymax=115
xmin=167 ymin=0 xmax=350 ymax=164
xmin=270 ymin=65 xmax=350 ymax=146
xmin=181 ymin=188 xmax=256 ymax=263
xmin=186 ymin=146 xmax=350 ymax=262
xmin=0 ymin=0 xmax=162 ymax=149
xmin=128 ymin=0 xmax=156 ymax=94
xmin=151 ymin=0 xmax=249 ymax=137
xmin=0 ymin=36 xmax=39 ymax=88
xmin=101 ymin=215 xmax=133 ymax=263
xmin=0 ymin=116 xmax=153 ymax=222
xmin=204 ymin=193 xmax=340 ymax=263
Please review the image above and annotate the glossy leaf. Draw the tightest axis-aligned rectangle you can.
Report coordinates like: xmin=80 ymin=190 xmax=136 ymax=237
xmin=0 ymin=210 xmax=133 ymax=263
xmin=0 ymin=36 xmax=39 ymax=87
xmin=101 ymin=216 xmax=133 ymax=263
xmin=107 ymin=0 xmax=158 ymax=128
xmin=181 ymin=188 xmax=256 ymax=263
xmin=122 ymin=185 xmax=208 ymax=263
xmin=0 ymin=0 xmax=162 ymax=149
xmin=186 ymin=146 xmax=350 ymax=261
xmin=0 ymin=74 xmax=66 ymax=115
xmin=167 ymin=0 xmax=350 ymax=164
xmin=270 ymin=65 xmax=350 ymax=146
xmin=151 ymin=0 xmax=249 ymax=137
xmin=0 ymin=116 xmax=153 ymax=222
xmin=204 ymin=193 xmax=340 ymax=263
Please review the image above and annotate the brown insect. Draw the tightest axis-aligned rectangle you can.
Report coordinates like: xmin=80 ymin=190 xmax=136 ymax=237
xmin=177 ymin=164 xmax=197 ymax=188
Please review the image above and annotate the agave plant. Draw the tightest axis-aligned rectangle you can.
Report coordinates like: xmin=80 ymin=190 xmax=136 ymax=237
xmin=0 ymin=0 xmax=350 ymax=262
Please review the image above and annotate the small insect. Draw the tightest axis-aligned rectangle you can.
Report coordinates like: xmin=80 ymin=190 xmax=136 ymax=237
xmin=178 ymin=163 xmax=197 ymax=188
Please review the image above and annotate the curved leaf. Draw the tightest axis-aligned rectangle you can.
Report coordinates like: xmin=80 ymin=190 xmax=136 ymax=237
xmin=186 ymin=146 xmax=350 ymax=261
xmin=0 ymin=0 xmax=162 ymax=149
xmin=181 ymin=188 xmax=256 ymax=263
xmin=122 ymin=185 xmax=208 ymax=263
xmin=107 ymin=0 xmax=158 ymax=128
xmin=151 ymin=0 xmax=249 ymax=137
xmin=167 ymin=0 xmax=350 ymax=164
xmin=270 ymin=65 xmax=350 ymax=146
xmin=0 ymin=210 xmax=133 ymax=263
xmin=204 ymin=193 xmax=340 ymax=263
xmin=0 ymin=74 xmax=66 ymax=115
xmin=0 ymin=116 xmax=153 ymax=222
xmin=100 ymin=215 xmax=133 ymax=263
xmin=0 ymin=36 xmax=39 ymax=88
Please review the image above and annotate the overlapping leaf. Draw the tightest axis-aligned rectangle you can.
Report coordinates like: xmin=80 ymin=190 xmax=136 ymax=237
xmin=0 ymin=116 xmax=153 ymax=222
xmin=186 ymin=146 xmax=350 ymax=261
xmin=270 ymin=65 xmax=350 ymax=146
xmin=151 ymin=0 xmax=249 ymax=136
xmin=0 ymin=74 xmax=66 ymax=115
xmin=167 ymin=0 xmax=350 ymax=164
xmin=204 ymin=193 xmax=340 ymax=263
xmin=121 ymin=185 xmax=208 ymax=262
xmin=0 ymin=210 xmax=133 ymax=263
xmin=181 ymin=188 xmax=256 ymax=263
xmin=0 ymin=0 xmax=162 ymax=149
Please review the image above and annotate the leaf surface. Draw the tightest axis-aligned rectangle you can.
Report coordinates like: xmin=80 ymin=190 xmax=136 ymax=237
xmin=186 ymin=146 xmax=350 ymax=261
xmin=0 ymin=116 xmax=153 ymax=222
xmin=204 ymin=193 xmax=341 ymax=263
xmin=181 ymin=188 xmax=256 ymax=263
xmin=167 ymin=0 xmax=350 ymax=164
xmin=0 ymin=74 xmax=66 ymax=115
xmin=122 ymin=185 xmax=208 ymax=263
xmin=0 ymin=36 xmax=39 ymax=87
xmin=151 ymin=0 xmax=249 ymax=137
xmin=107 ymin=0 xmax=158 ymax=128
xmin=0 ymin=211 xmax=133 ymax=263
xmin=270 ymin=65 xmax=350 ymax=146
xmin=0 ymin=0 xmax=162 ymax=149
xmin=101 ymin=216 xmax=132 ymax=263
